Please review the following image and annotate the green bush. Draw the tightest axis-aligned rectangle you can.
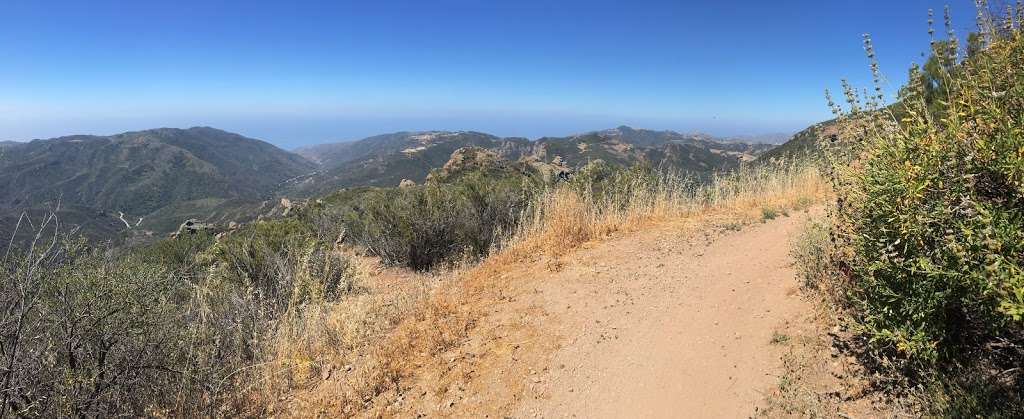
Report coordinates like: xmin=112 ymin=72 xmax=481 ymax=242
xmin=137 ymin=230 xmax=215 ymax=278
xmin=1 ymin=238 xmax=186 ymax=417
xmin=922 ymin=366 xmax=1024 ymax=418
xmin=568 ymin=160 xmax=691 ymax=212
xmin=337 ymin=170 xmax=539 ymax=270
xmin=1 ymin=212 xmax=358 ymax=416
xmin=827 ymin=12 xmax=1023 ymax=374
xmin=201 ymin=217 xmax=356 ymax=308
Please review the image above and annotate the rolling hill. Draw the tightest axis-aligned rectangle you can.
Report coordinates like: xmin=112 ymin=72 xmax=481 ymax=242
xmin=292 ymin=131 xmax=533 ymax=194
xmin=754 ymin=119 xmax=839 ymax=164
xmin=0 ymin=127 xmax=316 ymax=245
xmin=1 ymin=124 xmax=782 ymax=248
xmin=293 ymin=126 xmax=776 ymax=194
xmin=531 ymin=126 xmax=773 ymax=171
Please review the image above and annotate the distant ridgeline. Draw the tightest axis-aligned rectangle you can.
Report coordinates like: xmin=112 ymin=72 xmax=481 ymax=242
xmin=0 ymin=125 xmax=792 ymax=248
xmin=0 ymin=127 xmax=316 ymax=248
xmin=291 ymin=126 xmax=776 ymax=195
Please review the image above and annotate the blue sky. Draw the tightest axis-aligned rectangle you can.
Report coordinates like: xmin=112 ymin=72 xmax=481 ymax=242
xmin=0 ymin=1 xmax=979 ymax=148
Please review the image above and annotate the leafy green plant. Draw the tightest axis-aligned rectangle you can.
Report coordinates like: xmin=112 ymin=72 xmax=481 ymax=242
xmin=824 ymin=4 xmax=1023 ymax=385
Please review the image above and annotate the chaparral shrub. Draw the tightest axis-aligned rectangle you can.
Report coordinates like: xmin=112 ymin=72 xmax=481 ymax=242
xmin=824 ymin=5 xmax=1023 ymax=404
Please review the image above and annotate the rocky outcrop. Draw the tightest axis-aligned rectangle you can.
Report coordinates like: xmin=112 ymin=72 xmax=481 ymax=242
xmin=426 ymin=147 xmax=508 ymax=183
xmin=524 ymin=155 xmax=572 ymax=183
xmin=171 ymin=219 xmax=213 ymax=238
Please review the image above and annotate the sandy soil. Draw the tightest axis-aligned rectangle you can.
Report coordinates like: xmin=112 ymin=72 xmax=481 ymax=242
xmin=511 ymin=211 xmax=815 ymax=418
xmin=377 ymin=209 xmax=833 ymax=418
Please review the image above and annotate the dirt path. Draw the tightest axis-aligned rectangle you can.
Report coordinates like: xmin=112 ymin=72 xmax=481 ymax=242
xmin=375 ymin=210 xmax=822 ymax=418
xmin=502 ymin=211 xmax=815 ymax=418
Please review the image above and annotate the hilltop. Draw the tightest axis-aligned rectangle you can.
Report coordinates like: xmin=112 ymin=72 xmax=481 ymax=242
xmin=0 ymin=127 xmax=316 ymax=244
xmin=292 ymin=126 xmax=776 ymax=195
xmin=532 ymin=126 xmax=773 ymax=171
xmin=292 ymin=131 xmax=533 ymax=195
xmin=752 ymin=119 xmax=839 ymax=165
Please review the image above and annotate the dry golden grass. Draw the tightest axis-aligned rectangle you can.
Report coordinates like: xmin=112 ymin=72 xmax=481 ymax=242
xmin=502 ymin=163 xmax=826 ymax=261
xmin=253 ymin=163 xmax=828 ymax=417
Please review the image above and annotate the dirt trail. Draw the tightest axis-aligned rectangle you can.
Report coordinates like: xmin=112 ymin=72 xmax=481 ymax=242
xmin=509 ymin=211 xmax=815 ymax=418
xmin=380 ymin=210 xmax=821 ymax=418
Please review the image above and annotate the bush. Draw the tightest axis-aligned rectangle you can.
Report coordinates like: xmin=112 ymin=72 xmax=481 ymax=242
xmin=826 ymin=8 xmax=1023 ymax=380
xmin=1 ymin=213 xmax=358 ymax=416
xmin=137 ymin=230 xmax=215 ymax=279
xmin=568 ymin=161 xmax=687 ymax=212
xmin=337 ymin=170 xmax=539 ymax=270
xmin=1 ymin=237 xmax=186 ymax=417
xmin=922 ymin=366 xmax=1024 ymax=418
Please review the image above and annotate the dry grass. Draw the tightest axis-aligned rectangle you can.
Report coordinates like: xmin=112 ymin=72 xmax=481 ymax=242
xmin=500 ymin=163 xmax=825 ymax=261
xmin=254 ymin=162 xmax=828 ymax=417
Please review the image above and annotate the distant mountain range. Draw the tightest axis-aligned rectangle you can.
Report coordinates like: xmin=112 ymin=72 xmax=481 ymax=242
xmin=292 ymin=125 xmax=775 ymax=195
xmin=535 ymin=125 xmax=774 ymax=168
xmin=1 ymin=124 xmax=793 ymax=247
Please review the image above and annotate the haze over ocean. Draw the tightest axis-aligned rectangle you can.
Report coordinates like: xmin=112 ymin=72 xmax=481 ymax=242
xmin=0 ymin=0 xmax=977 ymax=147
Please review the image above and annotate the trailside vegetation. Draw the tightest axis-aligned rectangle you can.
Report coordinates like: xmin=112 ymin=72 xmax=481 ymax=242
xmin=814 ymin=3 xmax=1023 ymax=414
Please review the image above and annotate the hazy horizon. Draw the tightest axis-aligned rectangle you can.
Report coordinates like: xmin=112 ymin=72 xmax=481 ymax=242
xmin=0 ymin=116 xmax=798 ymax=148
xmin=1 ymin=0 xmax=978 ymax=147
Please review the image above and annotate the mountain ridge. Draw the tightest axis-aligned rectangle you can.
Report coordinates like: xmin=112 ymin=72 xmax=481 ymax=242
xmin=0 ymin=127 xmax=316 ymax=245
xmin=1 ymin=124 xmax=793 ymax=248
xmin=291 ymin=126 xmax=776 ymax=195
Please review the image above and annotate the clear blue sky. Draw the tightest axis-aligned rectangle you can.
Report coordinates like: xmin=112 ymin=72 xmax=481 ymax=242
xmin=0 ymin=0 xmax=979 ymax=148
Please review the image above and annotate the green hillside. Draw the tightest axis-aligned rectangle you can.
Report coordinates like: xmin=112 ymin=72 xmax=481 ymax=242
xmin=0 ymin=127 xmax=316 ymax=246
